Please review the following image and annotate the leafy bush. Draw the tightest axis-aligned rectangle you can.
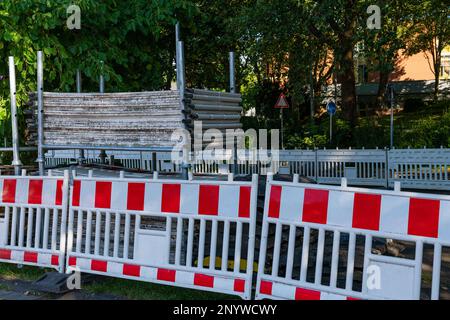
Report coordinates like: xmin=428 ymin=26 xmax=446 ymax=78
xmin=285 ymin=133 xmax=327 ymax=149
xmin=397 ymin=112 xmax=450 ymax=148
xmin=282 ymin=104 xmax=450 ymax=150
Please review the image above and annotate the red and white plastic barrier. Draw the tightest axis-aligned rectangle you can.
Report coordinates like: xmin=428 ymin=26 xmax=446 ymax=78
xmin=256 ymin=174 xmax=450 ymax=300
xmin=258 ymin=281 xmax=359 ymax=300
xmin=66 ymin=173 xmax=258 ymax=299
xmin=0 ymin=171 xmax=69 ymax=272
xmin=2 ymin=168 xmax=450 ymax=300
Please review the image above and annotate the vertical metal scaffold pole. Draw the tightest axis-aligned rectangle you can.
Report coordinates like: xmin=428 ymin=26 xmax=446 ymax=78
xmin=76 ymin=69 xmax=85 ymax=164
xmin=99 ymin=61 xmax=107 ymax=164
xmin=229 ymin=51 xmax=238 ymax=175
xmin=390 ymin=84 xmax=394 ymax=149
xmin=99 ymin=60 xmax=105 ymax=94
xmin=177 ymin=40 xmax=189 ymax=180
xmin=8 ymin=56 xmax=22 ymax=175
xmin=76 ymin=69 xmax=82 ymax=93
xmin=229 ymin=52 xmax=236 ymax=94
xmin=175 ymin=22 xmax=181 ymax=92
xmin=36 ymin=51 xmax=45 ymax=175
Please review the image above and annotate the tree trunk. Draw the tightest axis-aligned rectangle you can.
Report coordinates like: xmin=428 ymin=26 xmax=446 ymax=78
xmin=337 ymin=3 xmax=357 ymax=128
xmin=376 ymin=71 xmax=390 ymax=110
xmin=339 ymin=41 xmax=357 ymax=128
xmin=434 ymin=59 xmax=441 ymax=102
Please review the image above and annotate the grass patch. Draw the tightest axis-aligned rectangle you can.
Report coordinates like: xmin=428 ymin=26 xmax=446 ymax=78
xmin=0 ymin=264 xmax=47 ymax=282
xmin=84 ymin=276 xmax=240 ymax=300
xmin=0 ymin=264 xmax=237 ymax=300
xmin=0 ymin=283 xmax=10 ymax=291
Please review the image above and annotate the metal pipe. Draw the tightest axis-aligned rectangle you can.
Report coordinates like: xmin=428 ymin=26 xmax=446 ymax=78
xmin=177 ymin=41 xmax=185 ymax=102
xmin=76 ymin=69 xmax=85 ymax=164
xmin=175 ymin=22 xmax=181 ymax=43
xmin=36 ymin=51 xmax=45 ymax=175
xmin=188 ymin=104 xmax=243 ymax=112
xmin=175 ymin=23 xmax=181 ymax=93
xmin=184 ymin=94 xmax=242 ymax=103
xmin=177 ymin=41 xmax=189 ymax=180
xmin=0 ymin=147 xmax=37 ymax=152
xmin=390 ymin=84 xmax=394 ymax=149
xmin=229 ymin=52 xmax=236 ymax=93
xmin=98 ymin=61 xmax=107 ymax=164
xmin=42 ymin=144 xmax=173 ymax=152
xmin=99 ymin=75 xmax=105 ymax=93
xmin=76 ymin=69 xmax=82 ymax=93
xmin=99 ymin=61 xmax=105 ymax=94
xmin=8 ymin=56 xmax=22 ymax=175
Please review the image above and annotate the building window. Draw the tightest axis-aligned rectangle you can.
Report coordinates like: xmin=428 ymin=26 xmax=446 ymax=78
xmin=358 ymin=65 xmax=369 ymax=83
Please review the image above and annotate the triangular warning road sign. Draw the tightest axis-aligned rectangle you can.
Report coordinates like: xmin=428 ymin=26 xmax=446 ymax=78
xmin=274 ymin=93 xmax=289 ymax=109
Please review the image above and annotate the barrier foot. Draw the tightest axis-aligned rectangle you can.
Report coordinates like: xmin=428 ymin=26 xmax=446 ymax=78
xmin=31 ymin=272 xmax=72 ymax=294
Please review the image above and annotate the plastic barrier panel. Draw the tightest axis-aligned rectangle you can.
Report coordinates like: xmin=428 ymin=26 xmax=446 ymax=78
xmin=388 ymin=148 xmax=450 ymax=191
xmin=0 ymin=172 xmax=69 ymax=272
xmin=66 ymin=174 xmax=258 ymax=299
xmin=256 ymin=174 xmax=450 ymax=300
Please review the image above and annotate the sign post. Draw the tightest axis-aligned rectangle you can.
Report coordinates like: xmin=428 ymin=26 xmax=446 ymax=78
xmin=274 ymin=93 xmax=289 ymax=150
xmin=390 ymin=84 xmax=395 ymax=149
xmin=326 ymin=100 xmax=337 ymax=143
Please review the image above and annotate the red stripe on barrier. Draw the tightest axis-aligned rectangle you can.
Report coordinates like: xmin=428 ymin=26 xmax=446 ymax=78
xmin=51 ymin=255 xmax=59 ymax=266
xmin=268 ymin=186 xmax=282 ymax=219
xmin=198 ymin=185 xmax=219 ymax=216
xmin=157 ymin=268 xmax=176 ymax=282
xmin=260 ymin=281 xmax=273 ymax=295
xmin=2 ymin=179 xmax=16 ymax=203
xmin=55 ymin=180 xmax=64 ymax=205
xmin=95 ymin=182 xmax=112 ymax=209
xmin=28 ymin=180 xmax=43 ymax=205
xmin=295 ymin=288 xmax=321 ymax=300
xmin=352 ymin=193 xmax=381 ymax=231
xmin=0 ymin=249 xmax=11 ymax=260
xmin=347 ymin=297 xmax=361 ymax=300
xmin=194 ymin=273 xmax=214 ymax=288
xmin=408 ymin=198 xmax=440 ymax=238
xmin=123 ymin=264 xmax=141 ymax=277
xmin=302 ymin=189 xmax=329 ymax=224
xmin=127 ymin=183 xmax=145 ymax=211
xmin=68 ymin=256 xmax=77 ymax=266
xmin=91 ymin=260 xmax=108 ymax=272
xmin=72 ymin=180 xmax=81 ymax=206
xmin=161 ymin=184 xmax=181 ymax=213
xmin=24 ymin=252 xmax=38 ymax=263
xmin=238 ymin=186 xmax=251 ymax=218
xmin=234 ymin=279 xmax=245 ymax=293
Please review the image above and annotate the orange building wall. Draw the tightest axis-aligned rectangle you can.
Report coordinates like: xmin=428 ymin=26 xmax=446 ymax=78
xmin=367 ymin=51 xmax=436 ymax=83
xmin=391 ymin=51 xmax=435 ymax=81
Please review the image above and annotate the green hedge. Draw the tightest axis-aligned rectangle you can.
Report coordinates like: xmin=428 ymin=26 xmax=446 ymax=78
xmin=278 ymin=100 xmax=450 ymax=149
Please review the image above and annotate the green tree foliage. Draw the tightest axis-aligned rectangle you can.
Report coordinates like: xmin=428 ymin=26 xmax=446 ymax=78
xmin=0 ymin=0 xmax=196 ymax=147
xmin=0 ymin=0 xmax=447 ymax=155
xmin=407 ymin=0 xmax=450 ymax=100
xmin=359 ymin=0 xmax=419 ymax=107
